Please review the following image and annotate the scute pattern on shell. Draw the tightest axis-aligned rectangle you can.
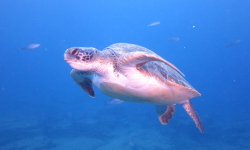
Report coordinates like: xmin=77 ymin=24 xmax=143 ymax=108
xmin=107 ymin=43 xmax=156 ymax=55
xmin=104 ymin=43 xmax=195 ymax=90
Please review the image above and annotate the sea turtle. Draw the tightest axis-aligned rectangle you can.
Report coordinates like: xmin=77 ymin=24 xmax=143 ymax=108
xmin=64 ymin=43 xmax=204 ymax=133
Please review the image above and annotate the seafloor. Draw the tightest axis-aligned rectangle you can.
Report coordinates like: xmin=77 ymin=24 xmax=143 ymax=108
xmin=0 ymin=103 xmax=249 ymax=150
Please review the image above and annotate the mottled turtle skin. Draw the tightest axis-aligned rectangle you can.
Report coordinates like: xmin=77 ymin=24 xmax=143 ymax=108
xmin=64 ymin=43 xmax=204 ymax=133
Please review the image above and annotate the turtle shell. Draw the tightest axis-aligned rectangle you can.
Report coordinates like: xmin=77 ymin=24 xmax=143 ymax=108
xmin=103 ymin=43 xmax=196 ymax=91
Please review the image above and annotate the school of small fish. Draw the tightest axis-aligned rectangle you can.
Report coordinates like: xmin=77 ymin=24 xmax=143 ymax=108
xmin=147 ymin=21 xmax=241 ymax=48
xmin=19 ymin=23 xmax=241 ymax=52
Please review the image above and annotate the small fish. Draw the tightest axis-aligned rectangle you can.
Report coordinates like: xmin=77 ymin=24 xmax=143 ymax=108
xmin=105 ymin=98 xmax=124 ymax=106
xmin=148 ymin=22 xmax=160 ymax=26
xmin=20 ymin=44 xmax=40 ymax=50
xmin=129 ymin=141 xmax=135 ymax=147
xmin=166 ymin=38 xmax=179 ymax=42
xmin=225 ymin=40 xmax=241 ymax=48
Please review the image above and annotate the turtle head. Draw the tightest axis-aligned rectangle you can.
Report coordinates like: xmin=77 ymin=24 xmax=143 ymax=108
xmin=64 ymin=47 xmax=100 ymax=71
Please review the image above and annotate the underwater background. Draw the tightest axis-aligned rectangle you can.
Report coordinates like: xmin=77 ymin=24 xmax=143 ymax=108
xmin=0 ymin=0 xmax=250 ymax=149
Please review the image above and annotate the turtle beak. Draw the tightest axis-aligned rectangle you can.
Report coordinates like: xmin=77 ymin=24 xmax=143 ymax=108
xmin=64 ymin=48 xmax=83 ymax=70
xmin=64 ymin=48 xmax=77 ymax=62
xmin=64 ymin=49 xmax=71 ymax=62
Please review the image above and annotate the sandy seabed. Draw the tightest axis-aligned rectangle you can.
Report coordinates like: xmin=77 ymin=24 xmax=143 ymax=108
xmin=0 ymin=107 xmax=249 ymax=150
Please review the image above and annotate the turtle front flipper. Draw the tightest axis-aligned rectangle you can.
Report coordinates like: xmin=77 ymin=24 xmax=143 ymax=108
xmin=180 ymin=100 xmax=204 ymax=133
xmin=70 ymin=70 xmax=95 ymax=97
xmin=155 ymin=105 xmax=175 ymax=124
xmin=75 ymin=78 xmax=95 ymax=97
xmin=117 ymin=51 xmax=184 ymax=76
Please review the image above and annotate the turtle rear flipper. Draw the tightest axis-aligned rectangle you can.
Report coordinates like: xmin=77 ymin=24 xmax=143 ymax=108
xmin=155 ymin=105 xmax=175 ymax=124
xmin=180 ymin=100 xmax=204 ymax=133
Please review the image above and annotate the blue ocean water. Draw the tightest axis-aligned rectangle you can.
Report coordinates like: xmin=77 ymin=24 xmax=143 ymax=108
xmin=0 ymin=0 xmax=250 ymax=149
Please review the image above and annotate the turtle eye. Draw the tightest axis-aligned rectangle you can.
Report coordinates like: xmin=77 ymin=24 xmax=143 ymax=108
xmin=70 ymin=48 xmax=79 ymax=55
